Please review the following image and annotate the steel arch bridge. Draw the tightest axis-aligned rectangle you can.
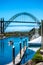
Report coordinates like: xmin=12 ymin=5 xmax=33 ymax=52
xmin=4 ymin=12 xmax=40 ymax=31
xmin=0 ymin=12 xmax=40 ymax=34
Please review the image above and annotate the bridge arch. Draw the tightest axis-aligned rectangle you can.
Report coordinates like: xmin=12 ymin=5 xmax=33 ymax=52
xmin=4 ymin=12 xmax=40 ymax=32
xmin=8 ymin=12 xmax=39 ymax=22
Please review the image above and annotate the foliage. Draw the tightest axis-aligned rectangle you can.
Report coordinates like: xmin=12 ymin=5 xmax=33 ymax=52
xmin=32 ymin=48 xmax=43 ymax=63
xmin=32 ymin=54 xmax=42 ymax=63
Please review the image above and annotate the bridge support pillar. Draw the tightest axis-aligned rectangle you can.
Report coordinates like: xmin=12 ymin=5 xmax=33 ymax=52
xmin=1 ymin=18 xmax=4 ymax=34
xmin=0 ymin=18 xmax=4 ymax=38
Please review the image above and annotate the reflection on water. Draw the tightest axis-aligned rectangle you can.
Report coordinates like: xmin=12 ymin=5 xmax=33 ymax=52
xmin=0 ymin=36 xmax=29 ymax=65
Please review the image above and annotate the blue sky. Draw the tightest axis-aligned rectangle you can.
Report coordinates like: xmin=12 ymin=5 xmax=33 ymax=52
xmin=0 ymin=0 xmax=43 ymax=21
xmin=0 ymin=0 xmax=43 ymax=32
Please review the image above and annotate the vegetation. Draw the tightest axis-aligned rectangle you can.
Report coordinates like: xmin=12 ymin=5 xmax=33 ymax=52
xmin=1 ymin=28 xmax=35 ymax=38
xmin=32 ymin=48 xmax=43 ymax=63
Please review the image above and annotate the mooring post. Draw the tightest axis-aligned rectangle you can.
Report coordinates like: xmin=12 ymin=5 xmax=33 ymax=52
xmin=20 ymin=43 xmax=22 ymax=59
xmin=24 ymin=39 xmax=27 ymax=58
xmin=8 ymin=41 xmax=15 ymax=65
xmin=25 ymin=39 xmax=27 ymax=50
xmin=23 ymin=41 xmax=25 ymax=52
xmin=23 ymin=40 xmax=26 ymax=52
xmin=12 ymin=46 xmax=15 ymax=65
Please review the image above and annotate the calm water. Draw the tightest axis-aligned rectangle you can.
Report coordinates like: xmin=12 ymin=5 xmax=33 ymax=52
xmin=0 ymin=36 xmax=35 ymax=65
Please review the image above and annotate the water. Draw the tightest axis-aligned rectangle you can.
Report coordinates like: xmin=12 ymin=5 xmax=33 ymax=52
xmin=20 ymin=49 xmax=35 ymax=64
xmin=0 ymin=36 xmax=41 ymax=65
xmin=0 ymin=36 xmax=40 ymax=65
xmin=0 ymin=36 xmax=29 ymax=65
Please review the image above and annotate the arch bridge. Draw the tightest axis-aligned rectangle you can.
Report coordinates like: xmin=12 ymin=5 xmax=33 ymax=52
xmin=0 ymin=12 xmax=40 ymax=38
